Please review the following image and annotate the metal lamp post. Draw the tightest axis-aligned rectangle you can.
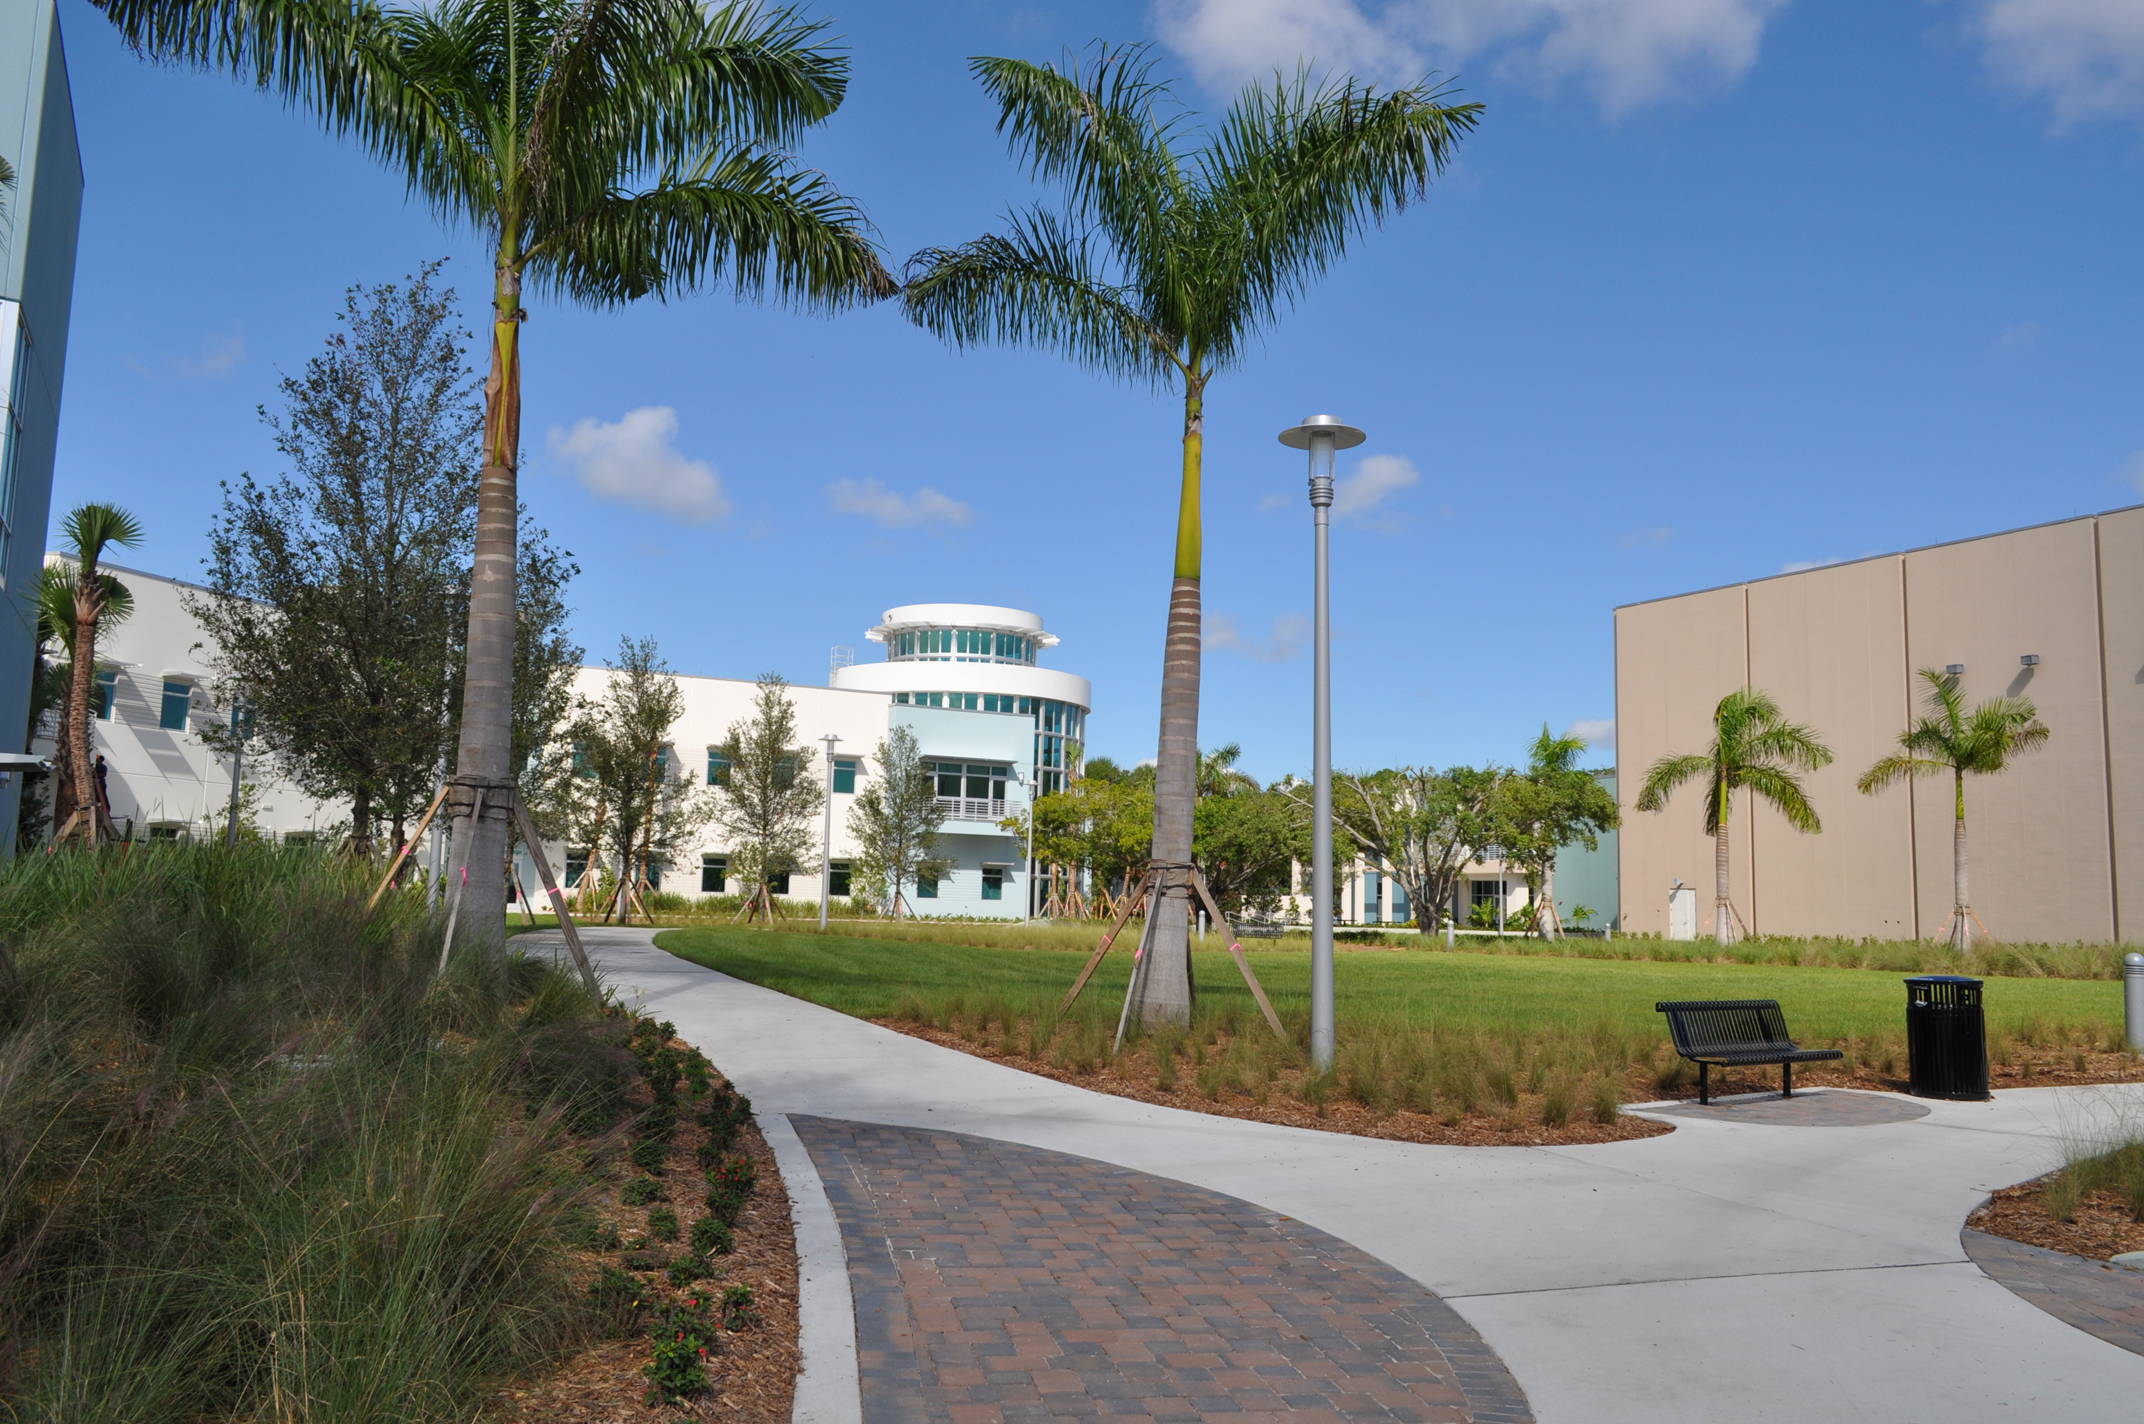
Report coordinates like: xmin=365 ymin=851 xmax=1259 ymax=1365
xmin=818 ymin=733 xmax=842 ymax=931
xmin=1280 ymin=413 xmax=1366 ymax=1073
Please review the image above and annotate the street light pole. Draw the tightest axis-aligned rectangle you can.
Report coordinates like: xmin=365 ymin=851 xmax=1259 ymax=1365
xmin=1280 ymin=414 xmax=1365 ymax=1074
xmin=819 ymin=733 xmax=842 ymax=931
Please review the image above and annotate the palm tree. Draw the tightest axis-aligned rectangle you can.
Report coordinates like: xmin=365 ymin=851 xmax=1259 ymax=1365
xmin=54 ymin=504 xmax=144 ymax=845
xmin=1634 ymin=687 xmax=1832 ymax=944
xmin=1508 ymin=724 xmax=1598 ymax=941
xmin=101 ymin=0 xmax=894 ymax=940
xmin=35 ymin=561 xmax=133 ymax=839
xmin=903 ymin=44 xmax=1479 ymax=1024
xmin=1858 ymin=668 xmax=2048 ymax=950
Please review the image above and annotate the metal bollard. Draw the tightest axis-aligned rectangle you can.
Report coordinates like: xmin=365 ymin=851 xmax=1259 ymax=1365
xmin=2126 ymin=952 xmax=2144 ymax=1053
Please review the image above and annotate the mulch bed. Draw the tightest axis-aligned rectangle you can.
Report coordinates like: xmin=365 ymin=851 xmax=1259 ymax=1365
xmin=1969 ymin=1178 xmax=2144 ymax=1264
xmin=879 ymin=1020 xmax=1673 ymax=1147
xmin=481 ymin=1062 xmax=800 ymax=1424
xmin=1660 ymin=1042 xmax=2144 ymax=1101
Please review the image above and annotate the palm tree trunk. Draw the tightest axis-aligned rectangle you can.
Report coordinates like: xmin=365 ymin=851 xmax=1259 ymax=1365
xmin=1540 ymin=860 xmax=1561 ymax=940
xmin=67 ymin=597 xmax=98 ymax=846
xmin=446 ymin=254 xmax=523 ymax=955
xmin=1713 ymin=806 xmax=1733 ymax=946
xmin=1951 ymin=770 xmax=1971 ymax=953
xmin=1138 ymin=379 xmax=1206 ymax=1027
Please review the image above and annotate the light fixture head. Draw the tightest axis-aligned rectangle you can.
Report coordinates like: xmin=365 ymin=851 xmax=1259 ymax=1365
xmin=1278 ymin=414 xmax=1367 ymax=450
xmin=1945 ymin=663 xmax=1965 ymax=676
xmin=2020 ymin=654 xmax=2040 ymax=667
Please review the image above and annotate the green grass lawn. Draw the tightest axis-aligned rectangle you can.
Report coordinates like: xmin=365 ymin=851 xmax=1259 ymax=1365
xmin=655 ymin=926 xmax=2127 ymax=1046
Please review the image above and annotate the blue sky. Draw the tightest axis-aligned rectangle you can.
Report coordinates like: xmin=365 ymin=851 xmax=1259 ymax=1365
xmin=45 ymin=0 xmax=2144 ymax=782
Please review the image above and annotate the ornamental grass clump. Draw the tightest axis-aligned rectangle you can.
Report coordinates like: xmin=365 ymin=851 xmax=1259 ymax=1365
xmin=0 ymin=842 xmax=638 ymax=1422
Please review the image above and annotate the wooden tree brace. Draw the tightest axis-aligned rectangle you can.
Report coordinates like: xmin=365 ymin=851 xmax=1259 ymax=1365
xmin=367 ymin=782 xmax=452 ymax=909
xmin=1060 ymin=870 xmax=1149 ymax=1013
xmin=1188 ymin=868 xmax=1287 ymax=1041
xmin=507 ymin=796 xmax=600 ymax=995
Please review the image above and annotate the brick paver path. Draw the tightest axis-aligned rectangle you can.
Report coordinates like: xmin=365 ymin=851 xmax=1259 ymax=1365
xmin=792 ymin=1116 xmax=1531 ymax=1424
xmin=1962 ymin=1229 xmax=2144 ymax=1356
xmin=1647 ymin=1089 xmax=1929 ymax=1127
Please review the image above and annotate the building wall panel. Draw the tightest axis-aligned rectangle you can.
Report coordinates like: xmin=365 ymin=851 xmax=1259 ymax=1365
xmin=2097 ymin=506 xmax=2144 ymax=943
xmin=1902 ymin=518 xmax=2113 ymax=943
xmin=1745 ymin=556 xmax=1918 ymax=938
xmin=1615 ymin=586 xmax=1750 ymax=936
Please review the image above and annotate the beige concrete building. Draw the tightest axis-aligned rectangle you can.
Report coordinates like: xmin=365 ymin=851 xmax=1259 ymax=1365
xmin=1615 ymin=505 xmax=2142 ymax=944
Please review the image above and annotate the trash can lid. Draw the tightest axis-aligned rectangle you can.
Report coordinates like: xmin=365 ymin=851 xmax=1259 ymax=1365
xmin=1904 ymin=974 xmax=1983 ymax=986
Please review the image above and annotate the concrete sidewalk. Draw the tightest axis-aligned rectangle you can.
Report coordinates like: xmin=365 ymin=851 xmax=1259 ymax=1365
xmin=541 ymin=928 xmax=2144 ymax=1423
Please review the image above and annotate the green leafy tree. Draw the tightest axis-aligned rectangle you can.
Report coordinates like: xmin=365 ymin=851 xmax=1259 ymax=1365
xmin=1323 ymin=765 xmax=1500 ymax=931
xmin=845 ymin=725 xmax=948 ymax=921
xmin=55 ymin=504 xmax=144 ymax=844
xmin=1857 ymin=668 xmax=2050 ymax=950
xmin=1498 ymin=726 xmax=1619 ymax=940
xmin=712 ymin=674 xmax=823 ymax=922
xmin=1189 ymin=747 xmax=1302 ymax=921
xmin=1635 ymin=687 xmax=1833 ymax=945
xmin=102 ymin=0 xmax=894 ymax=943
xmin=902 ymin=43 xmax=1479 ymax=1023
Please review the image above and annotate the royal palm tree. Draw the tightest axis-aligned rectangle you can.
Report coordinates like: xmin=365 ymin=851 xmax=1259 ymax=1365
xmin=1507 ymin=724 xmax=1609 ymax=941
xmin=54 ymin=504 xmax=144 ymax=845
xmin=903 ymin=43 xmax=1479 ymax=1024
xmin=1858 ymin=668 xmax=2048 ymax=951
xmin=1634 ymin=687 xmax=1832 ymax=944
xmin=101 ymin=0 xmax=893 ymax=940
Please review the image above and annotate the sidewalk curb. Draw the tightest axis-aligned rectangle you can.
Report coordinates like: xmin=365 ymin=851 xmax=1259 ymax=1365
xmin=762 ymin=1111 xmax=861 ymax=1424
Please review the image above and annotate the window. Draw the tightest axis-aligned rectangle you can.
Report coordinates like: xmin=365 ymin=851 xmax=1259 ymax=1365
xmin=1471 ymin=880 xmax=1500 ymax=908
xmin=775 ymin=755 xmax=797 ymax=788
xmin=572 ymin=740 xmax=589 ymax=775
xmin=916 ymin=874 xmax=938 ymax=899
xmin=284 ymin=832 xmax=314 ymax=848
xmin=932 ymin=761 xmax=962 ymax=797
xmin=707 ymin=750 xmax=730 ymax=786
xmin=566 ymin=850 xmax=589 ymax=887
xmin=701 ymin=855 xmax=727 ymax=893
xmin=146 ymin=823 xmax=184 ymax=843
xmin=645 ymin=862 xmax=662 ymax=890
xmin=1392 ymin=881 xmax=1411 ymax=923
xmin=159 ymin=681 xmax=192 ymax=732
xmin=93 ymin=670 xmax=116 ymax=721
xmin=0 ymin=307 xmax=28 ymax=578
xmin=965 ymin=764 xmax=1008 ymax=800
xmin=982 ymin=867 xmax=1004 ymax=901
xmin=1364 ymin=870 xmax=1382 ymax=925
xmin=767 ymin=871 xmax=791 ymax=895
xmin=828 ymin=861 xmax=852 ymax=896
xmin=832 ymin=758 xmax=857 ymax=794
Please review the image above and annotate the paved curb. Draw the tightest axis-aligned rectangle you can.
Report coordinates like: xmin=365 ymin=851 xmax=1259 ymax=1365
xmin=762 ymin=1110 xmax=863 ymax=1424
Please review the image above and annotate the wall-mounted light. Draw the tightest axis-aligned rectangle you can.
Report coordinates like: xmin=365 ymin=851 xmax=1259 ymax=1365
xmin=2020 ymin=654 xmax=2040 ymax=667
xmin=1945 ymin=663 xmax=1965 ymax=676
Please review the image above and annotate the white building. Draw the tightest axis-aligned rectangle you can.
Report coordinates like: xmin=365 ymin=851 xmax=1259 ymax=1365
xmin=31 ymin=558 xmax=338 ymax=841
xmin=527 ymin=603 xmax=1091 ymax=921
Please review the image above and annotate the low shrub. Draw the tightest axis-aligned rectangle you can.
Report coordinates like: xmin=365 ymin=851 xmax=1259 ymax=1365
xmin=704 ymin=1156 xmax=758 ymax=1225
xmin=691 ymin=1216 xmax=736 ymax=1256
xmin=644 ymin=1294 xmax=720 ymax=1403
xmin=630 ymin=1137 xmax=671 ymax=1174
xmin=647 ymin=1207 xmax=680 ymax=1242
xmin=720 ymin=1283 xmax=763 ymax=1330
xmin=666 ymin=1252 xmax=716 ymax=1287
xmin=622 ymin=1175 xmax=666 ymax=1206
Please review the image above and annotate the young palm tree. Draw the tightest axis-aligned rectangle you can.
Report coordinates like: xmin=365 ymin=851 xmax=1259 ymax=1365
xmin=54 ymin=504 xmax=144 ymax=845
xmin=1858 ymin=668 xmax=2048 ymax=950
xmin=101 ymin=0 xmax=893 ymax=938
xmin=903 ymin=43 xmax=1479 ymax=1024
xmin=35 ymin=561 xmax=133 ymax=838
xmin=1634 ymin=687 xmax=1832 ymax=944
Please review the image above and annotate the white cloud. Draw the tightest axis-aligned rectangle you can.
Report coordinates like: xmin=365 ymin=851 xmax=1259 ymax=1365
xmin=547 ymin=406 xmax=730 ymax=525
xmin=174 ymin=330 xmax=244 ymax=378
xmin=1152 ymin=0 xmax=1786 ymax=116
xmin=1333 ymin=453 xmax=1420 ymax=527
xmin=1780 ymin=555 xmax=1844 ymax=573
xmin=1257 ymin=490 xmax=1294 ymax=510
xmin=1970 ymin=0 xmax=2144 ymax=126
xmin=2117 ymin=450 xmax=2144 ymax=495
xmin=1206 ymin=610 xmax=1313 ymax=661
xmin=826 ymin=479 xmax=974 ymax=529
xmin=1617 ymin=525 xmax=1673 ymax=550
xmin=1566 ymin=716 xmax=1614 ymax=748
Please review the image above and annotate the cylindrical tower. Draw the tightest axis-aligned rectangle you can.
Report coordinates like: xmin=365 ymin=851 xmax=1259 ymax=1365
xmin=829 ymin=603 xmax=1092 ymax=795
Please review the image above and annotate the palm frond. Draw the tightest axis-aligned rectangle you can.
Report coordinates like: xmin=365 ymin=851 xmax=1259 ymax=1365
xmin=1857 ymin=752 xmax=1947 ymax=796
xmin=971 ymin=46 xmax=1182 ymax=244
xmin=901 ymin=208 xmax=1179 ymax=384
xmin=60 ymin=503 xmax=144 ymax=566
xmin=1740 ymin=765 xmax=1822 ymax=834
xmin=1634 ymin=752 xmax=1708 ymax=814
xmin=532 ymin=146 xmax=891 ymax=308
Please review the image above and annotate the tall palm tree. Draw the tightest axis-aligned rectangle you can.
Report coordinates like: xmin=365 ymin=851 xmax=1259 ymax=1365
xmin=101 ymin=0 xmax=894 ymax=940
xmin=1634 ymin=687 xmax=1831 ymax=944
xmin=55 ymin=504 xmax=144 ymax=845
xmin=903 ymin=44 xmax=1479 ymax=1025
xmin=36 ymin=561 xmax=133 ymax=838
xmin=1511 ymin=724 xmax=1592 ymax=940
xmin=1858 ymin=668 xmax=2048 ymax=951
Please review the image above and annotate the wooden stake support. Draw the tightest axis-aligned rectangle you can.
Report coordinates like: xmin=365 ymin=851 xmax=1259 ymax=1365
xmin=506 ymin=797 xmax=599 ymax=994
xmin=1060 ymin=870 xmax=1148 ymax=1013
xmin=1188 ymin=868 xmax=1287 ymax=1042
xmin=367 ymin=782 xmax=451 ymax=909
xmin=1067 ymin=861 xmax=1288 ymax=1050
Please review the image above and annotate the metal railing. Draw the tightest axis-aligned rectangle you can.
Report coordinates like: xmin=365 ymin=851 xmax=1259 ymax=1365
xmin=937 ymin=796 xmax=1007 ymax=822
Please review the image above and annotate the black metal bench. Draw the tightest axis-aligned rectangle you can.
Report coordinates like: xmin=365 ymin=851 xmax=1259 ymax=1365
xmin=1655 ymin=999 xmax=1844 ymax=1104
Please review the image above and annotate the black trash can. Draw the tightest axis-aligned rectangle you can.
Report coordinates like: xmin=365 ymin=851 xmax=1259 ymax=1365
xmin=1904 ymin=975 xmax=1988 ymax=1100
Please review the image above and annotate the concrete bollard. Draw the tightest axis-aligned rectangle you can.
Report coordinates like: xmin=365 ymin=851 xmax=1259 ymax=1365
xmin=2127 ymin=952 xmax=2144 ymax=1054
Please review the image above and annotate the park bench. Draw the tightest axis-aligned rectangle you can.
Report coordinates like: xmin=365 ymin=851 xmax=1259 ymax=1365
xmin=1237 ymin=922 xmax=1285 ymax=939
xmin=1655 ymin=999 xmax=1844 ymax=1105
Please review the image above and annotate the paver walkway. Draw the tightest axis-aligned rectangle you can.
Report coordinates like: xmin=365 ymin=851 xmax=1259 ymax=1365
xmin=1961 ymin=1228 xmax=2144 ymax=1356
xmin=540 ymin=929 xmax=2144 ymax=1423
xmin=796 ymin=1116 xmax=1530 ymax=1424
